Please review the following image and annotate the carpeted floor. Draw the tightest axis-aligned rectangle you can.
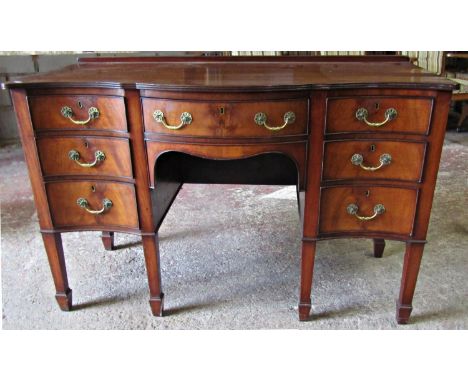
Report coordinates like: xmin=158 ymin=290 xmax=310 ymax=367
xmin=1 ymin=131 xmax=467 ymax=330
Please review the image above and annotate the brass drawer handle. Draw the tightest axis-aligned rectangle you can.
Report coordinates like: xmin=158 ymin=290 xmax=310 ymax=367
xmin=153 ymin=110 xmax=193 ymax=130
xmin=61 ymin=106 xmax=100 ymax=125
xmin=254 ymin=111 xmax=296 ymax=131
xmin=68 ymin=150 xmax=105 ymax=167
xmin=355 ymin=108 xmax=397 ymax=127
xmin=350 ymin=153 xmax=392 ymax=171
xmin=347 ymin=203 xmax=385 ymax=221
xmin=76 ymin=198 xmax=113 ymax=215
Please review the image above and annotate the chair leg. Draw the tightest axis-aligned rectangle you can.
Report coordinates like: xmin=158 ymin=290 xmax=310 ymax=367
xmin=373 ymin=238 xmax=385 ymax=258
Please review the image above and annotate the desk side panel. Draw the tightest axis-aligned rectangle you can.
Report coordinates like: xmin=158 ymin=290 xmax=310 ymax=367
xmin=10 ymin=89 xmax=54 ymax=230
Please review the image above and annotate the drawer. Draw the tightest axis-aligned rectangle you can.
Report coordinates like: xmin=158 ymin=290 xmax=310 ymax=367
xmin=319 ymin=186 xmax=417 ymax=236
xmin=37 ymin=137 xmax=133 ymax=179
xmin=142 ymin=98 xmax=308 ymax=138
xmin=322 ymin=140 xmax=426 ymax=182
xmin=28 ymin=95 xmax=127 ymax=131
xmin=46 ymin=181 xmax=139 ymax=229
xmin=326 ymin=97 xmax=433 ymax=134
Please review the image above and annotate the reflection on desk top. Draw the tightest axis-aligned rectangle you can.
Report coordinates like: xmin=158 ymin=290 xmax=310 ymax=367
xmin=4 ymin=55 xmax=457 ymax=91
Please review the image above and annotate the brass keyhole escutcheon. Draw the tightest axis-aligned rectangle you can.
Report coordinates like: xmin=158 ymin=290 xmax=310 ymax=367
xmin=78 ymin=101 xmax=83 ymax=109
xmin=365 ymin=190 xmax=370 ymax=197
xmin=84 ymin=141 xmax=89 ymax=148
xmin=370 ymin=144 xmax=376 ymax=152
xmin=219 ymin=107 xmax=225 ymax=115
xmin=375 ymin=103 xmax=380 ymax=110
xmin=91 ymin=185 xmax=96 ymax=192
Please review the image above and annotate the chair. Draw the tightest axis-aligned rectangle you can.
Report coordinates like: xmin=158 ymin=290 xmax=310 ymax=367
xmin=402 ymin=51 xmax=468 ymax=131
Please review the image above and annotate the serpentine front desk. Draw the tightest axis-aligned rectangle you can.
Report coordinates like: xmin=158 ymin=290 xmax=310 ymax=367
xmin=4 ymin=56 xmax=456 ymax=324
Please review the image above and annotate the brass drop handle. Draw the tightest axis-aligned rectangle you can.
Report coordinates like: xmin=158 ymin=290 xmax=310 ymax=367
xmin=77 ymin=198 xmax=113 ymax=215
xmin=347 ymin=203 xmax=385 ymax=221
xmin=153 ymin=110 xmax=193 ymax=130
xmin=254 ymin=111 xmax=296 ymax=131
xmin=68 ymin=150 xmax=105 ymax=167
xmin=351 ymin=153 xmax=392 ymax=171
xmin=355 ymin=107 xmax=397 ymax=127
xmin=61 ymin=106 xmax=100 ymax=125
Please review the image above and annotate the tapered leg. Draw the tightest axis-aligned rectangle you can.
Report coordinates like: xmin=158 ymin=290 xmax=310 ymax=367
xmin=299 ymin=241 xmax=317 ymax=321
xmin=396 ymin=242 xmax=425 ymax=324
xmin=373 ymin=238 xmax=385 ymax=258
xmin=142 ymin=234 xmax=164 ymax=316
xmin=41 ymin=232 xmax=72 ymax=311
xmin=101 ymin=231 xmax=115 ymax=251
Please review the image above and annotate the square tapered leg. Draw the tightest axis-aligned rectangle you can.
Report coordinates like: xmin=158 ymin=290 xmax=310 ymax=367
xmin=101 ymin=231 xmax=115 ymax=251
xmin=396 ymin=242 xmax=425 ymax=324
xmin=142 ymin=234 xmax=164 ymax=316
xmin=299 ymin=241 xmax=317 ymax=321
xmin=41 ymin=232 xmax=72 ymax=311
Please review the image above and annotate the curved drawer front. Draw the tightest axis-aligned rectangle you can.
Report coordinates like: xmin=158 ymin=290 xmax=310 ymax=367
xmin=29 ymin=95 xmax=127 ymax=131
xmin=323 ymin=140 xmax=426 ymax=182
xmin=319 ymin=186 xmax=417 ymax=236
xmin=226 ymin=99 xmax=308 ymax=137
xmin=37 ymin=137 xmax=133 ymax=178
xmin=142 ymin=98 xmax=308 ymax=138
xmin=326 ymin=97 xmax=433 ymax=134
xmin=46 ymin=181 xmax=139 ymax=229
xmin=143 ymin=98 xmax=219 ymax=136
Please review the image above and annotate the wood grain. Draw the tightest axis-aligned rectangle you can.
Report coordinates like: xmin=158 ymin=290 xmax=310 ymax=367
xmin=146 ymin=141 xmax=307 ymax=189
xmin=37 ymin=136 xmax=132 ymax=179
xmin=142 ymin=97 xmax=308 ymax=138
xmin=46 ymin=181 xmax=139 ymax=229
xmin=6 ymin=57 xmax=455 ymax=323
xmin=5 ymin=56 xmax=456 ymax=91
xmin=318 ymin=185 xmax=418 ymax=236
xmin=28 ymin=95 xmax=127 ymax=131
xmin=326 ymin=96 xmax=433 ymax=135
xmin=322 ymin=140 xmax=426 ymax=182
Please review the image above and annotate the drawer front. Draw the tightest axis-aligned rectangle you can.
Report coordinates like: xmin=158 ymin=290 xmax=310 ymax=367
xmin=323 ymin=140 xmax=426 ymax=182
xmin=142 ymin=98 xmax=308 ymax=138
xmin=226 ymin=99 xmax=308 ymax=137
xmin=37 ymin=137 xmax=133 ymax=178
xmin=319 ymin=186 xmax=417 ymax=236
xmin=29 ymin=95 xmax=127 ymax=131
xmin=143 ymin=98 xmax=219 ymax=136
xmin=326 ymin=97 xmax=433 ymax=134
xmin=47 ymin=181 xmax=139 ymax=229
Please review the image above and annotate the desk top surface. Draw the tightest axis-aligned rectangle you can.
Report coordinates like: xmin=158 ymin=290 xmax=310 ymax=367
xmin=4 ymin=56 xmax=457 ymax=91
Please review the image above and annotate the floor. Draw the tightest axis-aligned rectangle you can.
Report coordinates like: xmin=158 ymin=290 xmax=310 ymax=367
xmin=1 ymin=130 xmax=467 ymax=330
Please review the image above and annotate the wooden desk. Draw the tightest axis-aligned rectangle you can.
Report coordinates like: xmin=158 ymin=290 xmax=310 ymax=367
xmin=4 ymin=56 xmax=456 ymax=324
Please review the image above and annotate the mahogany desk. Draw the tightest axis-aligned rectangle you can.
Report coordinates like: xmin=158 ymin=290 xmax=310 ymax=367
xmin=4 ymin=56 xmax=457 ymax=324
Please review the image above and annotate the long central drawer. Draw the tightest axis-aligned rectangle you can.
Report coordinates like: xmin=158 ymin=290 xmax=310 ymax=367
xmin=142 ymin=98 xmax=309 ymax=138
